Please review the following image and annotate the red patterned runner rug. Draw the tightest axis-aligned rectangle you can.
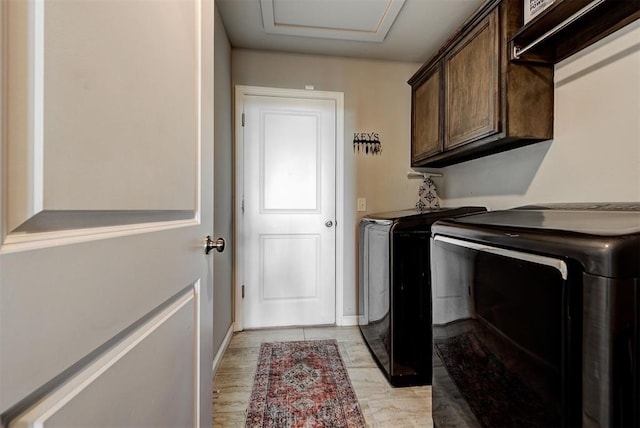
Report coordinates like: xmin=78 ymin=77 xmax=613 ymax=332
xmin=245 ymin=340 xmax=366 ymax=428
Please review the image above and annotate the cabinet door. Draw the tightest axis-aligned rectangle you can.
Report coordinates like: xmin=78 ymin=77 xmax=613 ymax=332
xmin=411 ymin=66 xmax=441 ymax=164
xmin=444 ymin=9 xmax=499 ymax=149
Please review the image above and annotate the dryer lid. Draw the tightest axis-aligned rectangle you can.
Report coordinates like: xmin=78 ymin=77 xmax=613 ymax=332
xmin=463 ymin=204 xmax=640 ymax=236
xmin=431 ymin=203 xmax=640 ymax=278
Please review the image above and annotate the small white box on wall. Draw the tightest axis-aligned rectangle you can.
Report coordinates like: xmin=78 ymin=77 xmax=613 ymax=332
xmin=524 ymin=0 xmax=556 ymax=24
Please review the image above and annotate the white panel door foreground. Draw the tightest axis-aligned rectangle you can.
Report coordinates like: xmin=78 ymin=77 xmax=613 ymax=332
xmin=241 ymin=94 xmax=337 ymax=328
xmin=0 ymin=1 xmax=215 ymax=426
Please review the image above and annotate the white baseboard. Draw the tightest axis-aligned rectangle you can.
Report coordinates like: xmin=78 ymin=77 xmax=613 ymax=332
xmin=338 ymin=315 xmax=363 ymax=326
xmin=212 ymin=323 xmax=234 ymax=375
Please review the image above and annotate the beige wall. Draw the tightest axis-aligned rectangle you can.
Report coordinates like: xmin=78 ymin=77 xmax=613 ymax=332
xmin=232 ymin=51 xmax=422 ymax=316
xmin=438 ymin=21 xmax=640 ymax=209
xmin=213 ymin=5 xmax=233 ymax=353
xmin=232 ymin=50 xmax=423 ymax=214
xmin=230 ymin=21 xmax=640 ymax=318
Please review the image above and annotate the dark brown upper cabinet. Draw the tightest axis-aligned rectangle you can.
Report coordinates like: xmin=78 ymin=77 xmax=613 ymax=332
xmin=444 ymin=9 xmax=499 ymax=150
xmin=510 ymin=0 xmax=640 ymax=64
xmin=411 ymin=65 xmax=442 ymax=164
xmin=409 ymin=0 xmax=554 ymax=168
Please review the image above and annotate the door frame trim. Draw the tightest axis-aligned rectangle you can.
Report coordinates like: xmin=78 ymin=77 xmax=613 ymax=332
xmin=233 ymin=85 xmax=345 ymax=330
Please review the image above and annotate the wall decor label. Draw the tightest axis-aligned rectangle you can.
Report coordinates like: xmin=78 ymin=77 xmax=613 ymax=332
xmin=524 ymin=0 xmax=556 ymax=24
xmin=353 ymin=132 xmax=382 ymax=155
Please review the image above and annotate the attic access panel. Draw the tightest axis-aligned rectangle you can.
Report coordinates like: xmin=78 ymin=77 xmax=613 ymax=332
xmin=260 ymin=0 xmax=405 ymax=42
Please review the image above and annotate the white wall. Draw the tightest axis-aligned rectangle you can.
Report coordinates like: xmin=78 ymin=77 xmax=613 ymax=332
xmin=438 ymin=22 xmax=640 ymax=210
xmin=232 ymin=51 xmax=422 ymax=317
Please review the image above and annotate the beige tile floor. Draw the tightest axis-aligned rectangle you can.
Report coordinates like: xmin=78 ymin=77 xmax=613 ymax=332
xmin=212 ymin=326 xmax=433 ymax=427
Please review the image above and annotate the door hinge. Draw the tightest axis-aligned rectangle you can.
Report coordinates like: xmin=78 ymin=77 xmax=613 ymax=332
xmin=241 ymin=197 xmax=245 ymax=214
xmin=242 ymin=113 xmax=245 ymax=127
xmin=242 ymin=285 xmax=245 ymax=299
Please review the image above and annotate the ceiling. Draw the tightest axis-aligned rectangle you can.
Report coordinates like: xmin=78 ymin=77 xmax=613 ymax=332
xmin=216 ymin=0 xmax=486 ymax=63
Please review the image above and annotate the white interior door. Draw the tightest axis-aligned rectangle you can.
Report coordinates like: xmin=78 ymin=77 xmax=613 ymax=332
xmin=0 ymin=1 xmax=215 ymax=426
xmin=240 ymin=91 xmax=337 ymax=329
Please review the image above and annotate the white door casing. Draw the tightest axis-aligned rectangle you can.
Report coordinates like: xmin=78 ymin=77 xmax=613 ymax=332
xmin=0 ymin=0 xmax=215 ymax=426
xmin=235 ymin=86 xmax=345 ymax=329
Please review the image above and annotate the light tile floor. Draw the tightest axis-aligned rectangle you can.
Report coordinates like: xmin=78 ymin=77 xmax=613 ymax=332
xmin=212 ymin=326 xmax=433 ymax=427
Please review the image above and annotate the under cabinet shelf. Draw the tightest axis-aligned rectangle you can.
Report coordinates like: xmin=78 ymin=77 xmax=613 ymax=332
xmin=510 ymin=0 xmax=640 ymax=64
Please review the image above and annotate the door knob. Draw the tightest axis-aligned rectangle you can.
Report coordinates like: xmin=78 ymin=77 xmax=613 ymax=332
xmin=325 ymin=220 xmax=333 ymax=228
xmin=204 ymin=236 xmax=225 ymax=254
